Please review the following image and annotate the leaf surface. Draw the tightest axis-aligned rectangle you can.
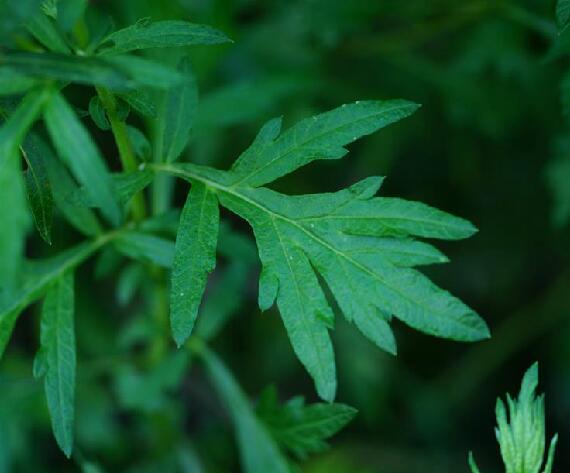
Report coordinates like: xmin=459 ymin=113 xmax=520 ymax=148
xmin=38 ymin=271 xmax=76 ymax=457
xmin=257 ymin=386 xmax=357 ymax=460
xmin=170 ymin=181 xmax=219 ymax=346
xmin=44 ymin=92 xmax=122 ymax=225
xmin=22 ymin=136 xmax=54 ymax=244
xmin=99 ymin=20 xmax=231 ymax=55
xmin=157 ymin=100 xmax=488 ymax=400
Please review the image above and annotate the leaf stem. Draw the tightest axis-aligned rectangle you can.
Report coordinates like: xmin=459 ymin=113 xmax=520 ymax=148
xmin=96 ymin=87 xmax=146 ymax=221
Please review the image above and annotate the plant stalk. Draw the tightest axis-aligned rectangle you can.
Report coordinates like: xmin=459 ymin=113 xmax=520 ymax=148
xmin=96 ymin=87 xmax=146 ymax=221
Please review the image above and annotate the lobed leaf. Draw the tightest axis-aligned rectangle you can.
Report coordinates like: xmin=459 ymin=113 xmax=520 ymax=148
xmin=99 ymin=20 xmax=231 ymax=55
xmin=257 ymin=386 xmax=357 ymax=460
xmin=170 ymin=182 xmax=219 ymax=347
xmin=229 ymin=100 xmax=420 ymax=187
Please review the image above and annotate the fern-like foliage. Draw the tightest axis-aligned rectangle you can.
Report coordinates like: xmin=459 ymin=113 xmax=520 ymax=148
xmin=159 ymin=100 xmax=489 ymax=400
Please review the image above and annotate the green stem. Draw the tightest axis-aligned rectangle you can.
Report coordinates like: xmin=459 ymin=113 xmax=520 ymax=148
xmin=96 ymin=87 xmax=146 ymax=221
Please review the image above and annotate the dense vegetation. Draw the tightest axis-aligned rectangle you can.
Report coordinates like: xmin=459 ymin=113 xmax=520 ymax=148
xmin=0 ymin=1 xmax=567 ymax=472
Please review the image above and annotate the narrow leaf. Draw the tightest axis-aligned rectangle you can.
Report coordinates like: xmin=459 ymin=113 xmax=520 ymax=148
xmin=39 ymin=271 xmax=75 ymax=457
xmin=99 ymin=20 xmax=231 ymax=55
xmin=0 ymin=68 xmax=40 ymax=96
xmin=38 ymin=134 xmax=102 ymax=236
xmin=44 ymin=92 xmax=122 ymax=225
xmin=0 ymin=87 xmax=51 ymax=162
xmin=161 ymin=56 xmax=198 ymax=163
xmin=22 ymin=136 xmax=54 ymax=244
xmin=170 ymin=182 xmax=219 ymax=347
xmin=114 ymin=231 xmax=174 ymax=268
xmin=26 ymin=11 xmax=71 ymax=53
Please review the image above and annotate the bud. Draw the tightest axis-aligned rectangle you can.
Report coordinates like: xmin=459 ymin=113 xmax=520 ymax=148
xmin=469 ymin=363 xmax=558 ymax=473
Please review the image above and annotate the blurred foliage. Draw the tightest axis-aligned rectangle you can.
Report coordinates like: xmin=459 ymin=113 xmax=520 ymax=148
xmin=0 ymin=0 xmax=569 ymax=472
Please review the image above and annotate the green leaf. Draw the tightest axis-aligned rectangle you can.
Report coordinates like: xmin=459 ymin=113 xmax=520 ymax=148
xmin=38 ymin=271 xmax=75 ymax=457
xmin=170 ymin=182 xmax=219 ymax=347
xmin=116 ymin=263 xmax=144 ymax=306
xmin=0 ymin=239 xmax=104 ymax=359
xmin=103 ymin=55 xmax=184 ymax=89
xmin=126 ymin=126 xmax=151 ymax=160
xmin=229 ymin=100 xmax=420 ymax=187
xmin=0 ymin=131 xmax=29 ymax=303
xmin=0 ymin=87 xmax=51 ymax=161
xmin=546 ymin=141 xmax=570 ymax=227
xmin=468 ymin=452 xmax=481 ymax=473
xmin=37 ymin=134 xmax=102 ymax=236
xmin=161 ymin=56 xmax=198 ymax=163
xmin=3 ymin=52 xmax=131 ymax=89
xmin=118 ymin=90 xmax=157 ymax=118
xmin=3 ymin=52 xmax=182 ymax=90
xmin=114 ymin=231 xmax=174 ymax=268
xmin=557 ymin=0 xmax=570 ymax=31
xmin=157 ymin=100 xmax=488 ymax=400
xmin=113 ymin=169 xmax=154 ymax=205
xmin=472 ymin=363 xmax=558 ymax=473
xmin=44 ymin=92 xmax=122 ymax=225
xmin=257 ymin=386 xmax=357 ymax=460
xmin=99 ymin=20 xmax=231 ymax=55
xmin=0 ymin=0 xmax=42 ymax=38
xmin=114 ymin=351 xmax=188 ymax=412
xmin=26 ymin=11 xmax=71 ymax=53
xmin=88 ymin=96 xmax=110 ymax=130
xmin=22 ymin=136 xmax=54 ymax=244
xmin=0 ymin=68 xmax=40 ymax=96
xmin=198 ymin=343 xmax=291 ymax=473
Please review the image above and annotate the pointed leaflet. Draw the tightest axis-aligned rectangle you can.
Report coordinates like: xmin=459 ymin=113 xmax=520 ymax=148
xmin=158 ymin=100 xmax=487 ymax=400
xmin=170 ymin=182 xmax=219 ymax=346
xmin=22 ymin=136 xmax=54 ymax=244
xmin=256 ymin=386 xmax=357 ymax=460
xmin=44 ymin=92 xmax=122 ymax=226
xmin=38 ymin=271 xmax=76 ymax=457
xmin=198 ymin=344 xmax=290 ymax=473
xmin=99 ymin=20 xmax=231 ymax=55
xmin=229 ymin=100 xmax=420 ymax=187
